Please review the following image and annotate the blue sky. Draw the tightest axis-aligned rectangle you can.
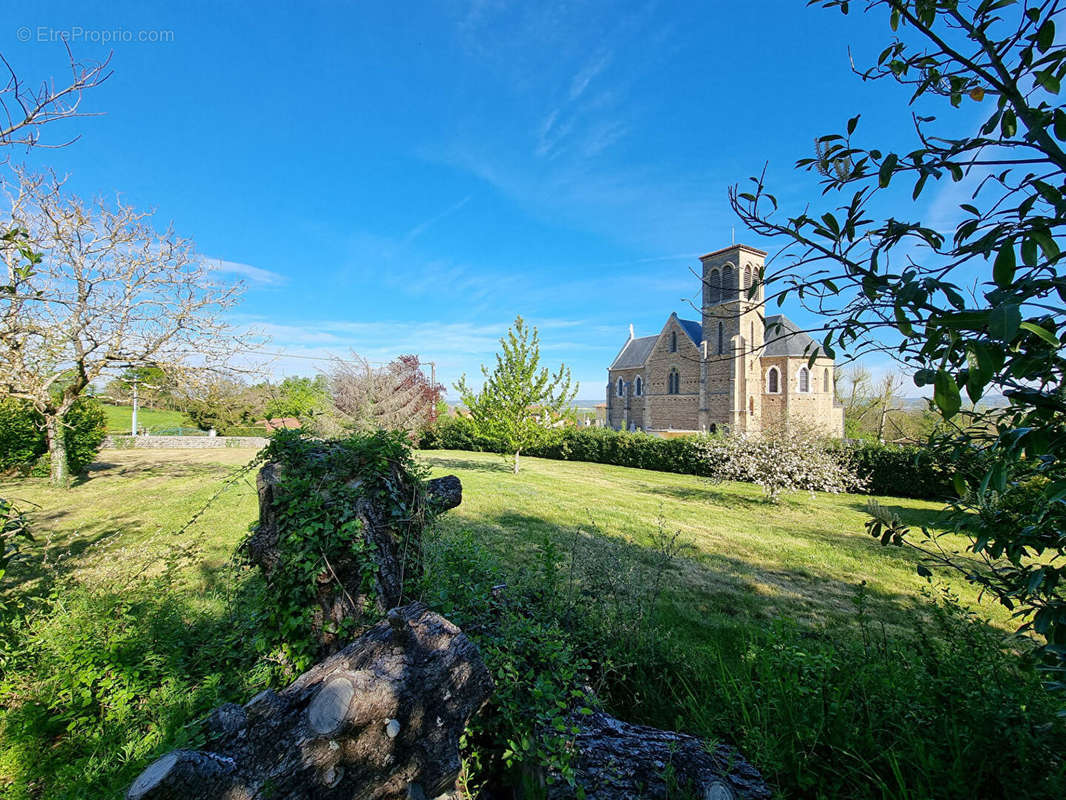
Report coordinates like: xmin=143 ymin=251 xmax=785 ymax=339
xmin=7 ymin=1 xmax=963 ymax=400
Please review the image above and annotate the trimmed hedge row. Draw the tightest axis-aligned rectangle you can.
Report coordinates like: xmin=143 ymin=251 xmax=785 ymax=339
xmin=418 ymin=416 xmax=963 ymax=500
xmin=0 ymin=397 xmax=108 ymax=477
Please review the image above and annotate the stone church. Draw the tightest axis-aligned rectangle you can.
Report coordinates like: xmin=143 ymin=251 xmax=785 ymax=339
xmin=606 ymin=243 xmax=844 ymax=437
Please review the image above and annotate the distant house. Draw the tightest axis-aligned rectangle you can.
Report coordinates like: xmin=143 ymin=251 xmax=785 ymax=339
xmin=259 ymin=417 xmax=302 ymax=432
xmin=606 ymin=243 xmax=844 ymax=437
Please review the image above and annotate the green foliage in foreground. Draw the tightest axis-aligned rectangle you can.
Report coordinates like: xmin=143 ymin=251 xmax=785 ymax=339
xmin=0 ymin=448 xmax=1063 ymax=798
xmin=422 ymin=416 xmax=967 ymax=500
xmin=0 ymin=397 xmax=106 ymax=477
xmin=246 ymin=429 xmax=429 ymax=670
xmin=422 ymin=526 xmax=1065 ymax=799
xmin=734 ymin=0 xmax=1066 ymax=699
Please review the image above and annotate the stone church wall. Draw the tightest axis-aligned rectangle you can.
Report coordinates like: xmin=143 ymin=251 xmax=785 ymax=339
xmin=606 ymin=367 xmax=646 ymax=430
xmin=643 ymin=316 xmax=702 ymax=431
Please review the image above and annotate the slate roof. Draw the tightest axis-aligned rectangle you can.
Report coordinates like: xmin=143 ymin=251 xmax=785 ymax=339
xmin=763 ymin=314 xmax=821 ymax=357
xmin=609 ymin=313 xmax=823 ymax=371
xmin=610 ymin=336 xmax=657 ymax=369
xmin=678 ymin=318 xmax=702 ymax=345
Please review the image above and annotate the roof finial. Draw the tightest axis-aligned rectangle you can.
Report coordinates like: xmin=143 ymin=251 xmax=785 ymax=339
xmin=628 ymin=323 xmax=635 ymax=340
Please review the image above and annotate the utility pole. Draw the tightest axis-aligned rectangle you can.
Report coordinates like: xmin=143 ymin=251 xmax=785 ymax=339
xmin=131 ymin=377 xmax=139 ymax=437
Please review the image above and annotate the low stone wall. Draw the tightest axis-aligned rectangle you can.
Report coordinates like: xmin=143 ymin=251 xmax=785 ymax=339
xmin=103 ymin=435 xmax=268 ymax=450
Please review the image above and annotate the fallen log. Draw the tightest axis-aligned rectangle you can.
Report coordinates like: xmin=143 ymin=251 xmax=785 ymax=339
xmin=127 ymin=603 xmax=492 ymax=800
xmin=245 ymin=456 xmax=462 ymax=655
xmin=543 ymin=709 xmax=772 ymax=800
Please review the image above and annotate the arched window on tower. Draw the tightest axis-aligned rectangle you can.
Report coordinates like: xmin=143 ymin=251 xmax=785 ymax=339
xmin=722 ymin=265 xmax=735 ymax=301
xmin=744 ymin=265 xmax=752 ymax=297
xmin=767 ymin=367 xmax=780 ymax=394
xmin=635 ymin=376 xmax=643 ymax=396
xmin=670 ymin=330 xmax=677 ymax=352
xmin=798 ymin=367 xmax=810 ymax=393
xmin=717 ymin=321 xmax=724 ymax=354
xmin=668 ymin=368 xmax=680 ymax=395
xmin=823 ymin=368 xmax=830 ymax=393
xmin=617 ymin=377 xmax=624 ymax=397
xmin=708 ymin=269 xmax=721 ymax=304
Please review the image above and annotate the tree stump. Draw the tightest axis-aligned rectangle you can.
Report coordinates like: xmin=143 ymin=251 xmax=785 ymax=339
xmin=127 ymin=603 xmax=492 ymax=800
xmin=542 ymin=710 xmax=772 ymax=800
xmin=245 ymin=459 xmax=462 ymax=655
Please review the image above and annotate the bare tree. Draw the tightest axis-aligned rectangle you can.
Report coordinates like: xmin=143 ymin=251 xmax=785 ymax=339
xmin=0 ymin=170 xmax=246 ymax=485
xmin=837 ymin=365 xmax=908 ymax=441
xmin=0 ymin=44 xmax=111 ymax=157
xmin=872 ymin=372 xmax=906 ymax=443
xmin=330 ymin=353 xmax=443 ymax=438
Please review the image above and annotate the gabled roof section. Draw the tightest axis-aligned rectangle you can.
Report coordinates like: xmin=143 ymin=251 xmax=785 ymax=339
xmin=677 ymin=318 xmax=702 ymax=345
xmin=610 ymin=335 xmax=657 ymax=369
xmin=763 ymin=314 xmax=823 ymax=358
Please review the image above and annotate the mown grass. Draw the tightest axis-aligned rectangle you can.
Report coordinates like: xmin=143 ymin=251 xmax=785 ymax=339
xmin=0 ymin=448 xmax=1060 ymax=798
xmin=100 ymin=403 xmax=193 ymax=434
xmin=422 ymin=450 xmax=1007 ymax=641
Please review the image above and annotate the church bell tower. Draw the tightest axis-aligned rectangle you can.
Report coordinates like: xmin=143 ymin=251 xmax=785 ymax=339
xmin=697 ymin=244 xmax=766 ymax=433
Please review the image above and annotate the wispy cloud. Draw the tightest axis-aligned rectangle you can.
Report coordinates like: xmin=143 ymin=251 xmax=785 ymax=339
xmin=205 ymin=257 xmax=287 ymax=287
xmin=569 ymin=49 xmax=612 ymax=101
xmin=230 ymin=315 xmax=607 ymax=390
xmin=400 ymin=194 xmax=472 ymax=245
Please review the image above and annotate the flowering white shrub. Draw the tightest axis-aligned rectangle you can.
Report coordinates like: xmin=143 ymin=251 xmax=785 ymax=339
xmin=698 ymin=423 xmax=866 ymax=502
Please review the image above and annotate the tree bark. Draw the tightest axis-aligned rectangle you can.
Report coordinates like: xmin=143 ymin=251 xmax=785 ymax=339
xmin=126 ymin=603 xmax=493 ymax=800
xmin=43 ymin=411 xmax=68 ymax=487
xmin=513 ymin=449 xmax=521 ymax=474
xmin=541 ymin=710 xmax=772 ymax=800
xmin=245 ymin=461 xmax=462 ymax=657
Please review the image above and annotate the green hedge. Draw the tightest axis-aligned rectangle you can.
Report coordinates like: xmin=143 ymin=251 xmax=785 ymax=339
xmin=419 ymin=416 xmax=962 ymax=500
xmin=0 ymin=397 xmax=107 ymax=477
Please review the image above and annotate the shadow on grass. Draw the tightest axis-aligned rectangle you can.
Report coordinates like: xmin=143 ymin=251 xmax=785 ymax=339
xmin=433 ymin=504 xmax=1002 ymax=643
xmin=844 ymin=499 xmax=947 ymax=530
xmin=424 ymin=456 xmax=512 ymax=474
xmin=642 ymin=483 xmax=770 ymax=509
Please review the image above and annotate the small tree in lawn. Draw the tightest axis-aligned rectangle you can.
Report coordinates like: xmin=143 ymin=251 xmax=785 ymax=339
xmin=701 ymin=422 xmax=866 ymax=502
xmin=455 ymin=316 xmax=577 ymax=474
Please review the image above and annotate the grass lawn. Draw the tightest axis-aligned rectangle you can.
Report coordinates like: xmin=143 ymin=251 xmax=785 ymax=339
xmin=1 ymin=447 xmax=1056 ymax=799
xmin=100 ymin=403 xmax=193 ymax=434
xmin=423 ymin=451 xmax=1010 ymax=639
xmin=1 ymin=447 xmax=991 ymax=636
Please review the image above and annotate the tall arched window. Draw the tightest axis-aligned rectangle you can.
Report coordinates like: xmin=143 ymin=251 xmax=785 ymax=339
xmin=617 ymin=377 xmax=624 ymax=397
xmin=668 ymin=368 xmax=680 ymax=395
xmin=722 ymin=265 xmax=735 ymax=301
xmin=767 ymin=367 xmax=780 ymax=394
xmin=670 ymin=330 xmax=677 ymax=352
xmin=635 ymin=376 xmax=643 ymax=396
xmin=798 ymin=367 xmax=810 ymax=393
xmin=708 ymin=269 xmax=721 ymax=304
xmin=744 ymin=265 xmax=752 ymax=296
xmin=823 ymin=368 xmax=830 ymax=393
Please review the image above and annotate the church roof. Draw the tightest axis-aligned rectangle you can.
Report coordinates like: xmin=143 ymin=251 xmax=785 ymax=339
xmin=677 ymin=318 xmax=702 ymax=345
xmin=610 ymin=336 xmax=657 ymax=369
xmin=609 ymin=313 xmax=826 ymax=371
xmin=763 ymin=314 xmax=822 ymax=358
